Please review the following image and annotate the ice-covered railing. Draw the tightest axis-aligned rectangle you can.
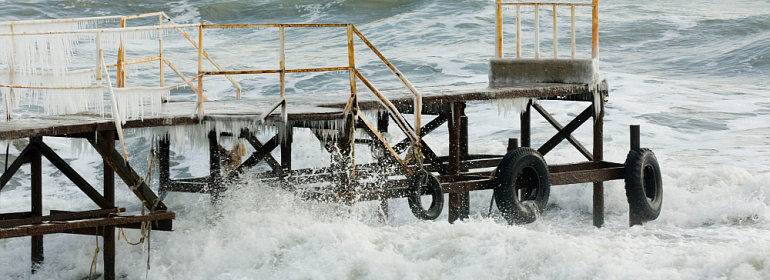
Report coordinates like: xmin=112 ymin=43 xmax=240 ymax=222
xmin=0 ymin=12 xmax=242 ymax=121
xmin=197 ymin=24 xmax=423 ymax=147
xmin=494 ymin=0 xmax=599 ymax=59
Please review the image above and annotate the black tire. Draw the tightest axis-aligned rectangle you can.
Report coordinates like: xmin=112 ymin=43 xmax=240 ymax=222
xmin=624 ymin=148 xmax=663 ymax=221
xmin=493 ymin=148 xmax=551 ymax=225
xmin=407 ymin=171 xmax=444 ymax=220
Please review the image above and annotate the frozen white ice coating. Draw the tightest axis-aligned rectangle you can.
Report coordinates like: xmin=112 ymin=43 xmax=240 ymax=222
xmin=494 ymin=97 xmax=538 ymax=117
xmin=0 ymin=25 xmax=173 ymax=121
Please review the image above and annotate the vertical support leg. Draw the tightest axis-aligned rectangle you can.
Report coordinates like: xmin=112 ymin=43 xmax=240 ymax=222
xmin=281 ymin=123 xmax=293 ymax=175
xmin=102 ymin=131 xmax=116 ymax=280
xmin=521 ymin=102 xmax=531 ymax=148
xmin=460 ymin=116 xmax=469 ymax=161
xmin=448 ymin=103 xmax=469 ymax=223
xmin=208 ymin=130 xmax=222 ymax=201
xmin=629 ymin=125 xmax=643 ymax=227
xmin=377 ymin=112 xmax=389 ymax=223
xmin=30 ymin=137 xmax=43 ymax=273
xmin=593 ymin=97 xmax=605 ymax=228
xmin=158 ymin=136 xmax=170 ymax=199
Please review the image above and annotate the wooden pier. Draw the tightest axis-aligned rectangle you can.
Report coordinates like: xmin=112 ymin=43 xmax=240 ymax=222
xmin=0 ymin=1 xmax=663 ymax=278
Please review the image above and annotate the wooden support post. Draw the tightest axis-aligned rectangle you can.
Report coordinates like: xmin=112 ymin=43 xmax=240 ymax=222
xmin=593 ymin=97 xmax=605 ymax=228
xmin=377 ymin=112 xmax=389 ymax=223
xmin=630 ymin=125 xmax=640 ymax=150
xmin=521 ymin=102 xmax=531 ymax=148
xmin=208 ymin=130 xmax=223 ymax=200
xmin=448 ymin=103 xmax=469 ymax=223
xmin=460 ymin=116 xmax=469 ymax=160
xmin=629 ymin=125 xmax=643 ymax=227
xmin=102 ymin=131 xmax=116 ymax=280
xmin=281 ymin=124 xmax=293 ymax=175
xmin=508 ymin=138 xmax=519 ymax=151
xmin=30 ymin=137 xmax=43 ymax=273
xmin=158 ymin=136 xmax=170 ymax=199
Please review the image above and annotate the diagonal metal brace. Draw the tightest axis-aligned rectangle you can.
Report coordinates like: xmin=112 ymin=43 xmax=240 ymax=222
xmin=87 ymin=131 xmax=167 ymax=212
xmin=533 ymin=103 xmax=593 ymax=161
xmin=537 ymin=105 xmax=593 ymax=157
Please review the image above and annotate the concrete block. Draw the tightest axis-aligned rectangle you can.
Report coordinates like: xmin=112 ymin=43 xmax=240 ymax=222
xmin=489 ymin=58 xmax=599 ymax=85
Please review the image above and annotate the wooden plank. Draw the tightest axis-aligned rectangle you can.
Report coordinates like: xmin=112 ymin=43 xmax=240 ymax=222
xmin=0 ymin=212 xmax=175 ymax=239
xmin=532 ymin=103 xmax=593 ymax=161
xmin=1 ymin=208 xmax=122 ymax=228
xmin=0 ymin=212 xmax=33 ymax=220
xmin=550 ymin=167 xmax=624 ymax=186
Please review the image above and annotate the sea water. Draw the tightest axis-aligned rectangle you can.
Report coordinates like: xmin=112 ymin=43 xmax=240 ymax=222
xmin=1 ymin=0 xmax=770 ymax=279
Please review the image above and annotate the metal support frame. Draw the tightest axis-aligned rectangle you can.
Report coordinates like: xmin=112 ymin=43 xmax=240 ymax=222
xmin=448 ymin=102 xmax=469 ymax=223
xmin=0 ymin=133 xmax=173 ymax=277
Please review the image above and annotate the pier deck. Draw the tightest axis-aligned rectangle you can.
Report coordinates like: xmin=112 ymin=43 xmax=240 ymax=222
xmin=0 ymin=82 xmax=603 ymax=140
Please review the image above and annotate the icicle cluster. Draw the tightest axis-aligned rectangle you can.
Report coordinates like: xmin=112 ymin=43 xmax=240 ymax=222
xmin=113 ymin=87 xmax=170 ymax=123
xmin=494 ymin=97 xmax=538 ymax=117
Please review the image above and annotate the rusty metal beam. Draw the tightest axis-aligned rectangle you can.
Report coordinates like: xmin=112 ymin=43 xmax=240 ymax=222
xmin=87 ymin=132 xmax=167 ymax=211
xmin=532 ymin=103 xmax=593 ymax=161
xmin=537 ymin=105 xmax=593 ymax=156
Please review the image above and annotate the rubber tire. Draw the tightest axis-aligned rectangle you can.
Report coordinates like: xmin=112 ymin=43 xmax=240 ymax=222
xmin=624 ymin=148 xmax=663 ymax=221
xmin=407 ymin=171 xmax=444 ymax=220
xmin=493 ymin=147 xmax=551 ymax=225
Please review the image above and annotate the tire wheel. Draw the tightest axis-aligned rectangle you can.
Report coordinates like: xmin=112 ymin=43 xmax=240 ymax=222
xmin=624 ymin=148 xmax=663 ymax=222
xmin=407 ymin=171 xmax=444 ymax=220
xmin=493 ymin=147 xmax=551 ymax=225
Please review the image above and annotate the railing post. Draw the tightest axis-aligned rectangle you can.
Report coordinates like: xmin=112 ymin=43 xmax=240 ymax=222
xmin=159 ymin=15 xmax=165 ymax=88
xmin=495 ymin=0 xmax=503 ymax=58
xmin=516 ymin=5 xmax=521 ymax=58
xmin=553 ymin=4 xmax=558 ymax=59
xmin=534 ymin=4 xmax=540 ymax=59
xmin=6 ymin=22 xmax=15 ymax=120
xmin=571 ymin=5 xmax=576 ymax=59
xmin=197 ymin=25 xmax=204 ymax=118
xmin=279 ymin=25 xmax=287 ymax=122
xmin=592 ymin=0 xmax=599 ymax=59
xmin=117 ymin=18 xmax=126 ymax=88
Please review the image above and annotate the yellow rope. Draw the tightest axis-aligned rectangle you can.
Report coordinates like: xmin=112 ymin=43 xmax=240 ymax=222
xmin=88 ymin=228 xmax=101 ymax=280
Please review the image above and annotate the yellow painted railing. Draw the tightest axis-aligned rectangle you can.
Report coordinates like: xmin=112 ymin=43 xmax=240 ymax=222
xmin=495 ymin=0 xmax=599 ymax=59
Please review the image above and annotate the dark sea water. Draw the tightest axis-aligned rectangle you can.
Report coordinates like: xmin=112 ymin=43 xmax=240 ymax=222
xmin=1 ymin=1 xmax=770 ymax=279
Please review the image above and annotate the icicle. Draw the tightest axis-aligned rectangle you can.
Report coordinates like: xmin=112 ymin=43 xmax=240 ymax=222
xmin=39 ymin=87 xmax=105 ymax=115
xmin=494 ymin=97 xmax=538 ymax=117
xmin=113 ymin=87 xmax=170 ymax=123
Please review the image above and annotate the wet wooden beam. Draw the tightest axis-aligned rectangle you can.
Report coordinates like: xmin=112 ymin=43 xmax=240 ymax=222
xmin=0 ymin=142 xmax=32 ymax=191
xmin=1 ymin=208 xmax=123 ymax=228
xmin=233 ymin=135 xmax=279 ymax=175
xmin=0 ymin=212 xmax=175 ymax=239
xmin=87 ymin=132 xmax=167 ymax=211
xmin=448 ymin=102 xmax=469 ymax=223
xmin=30 ymin=140 xmax=114 ymax=209
xmin=241 ymin=131 xmax=281 ymax=171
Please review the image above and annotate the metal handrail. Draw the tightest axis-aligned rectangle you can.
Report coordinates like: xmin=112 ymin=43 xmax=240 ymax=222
xmin=0 ymin=16 xmax=424 ymax=156
xmin=495 ymin=0 xmax=599 ymax=59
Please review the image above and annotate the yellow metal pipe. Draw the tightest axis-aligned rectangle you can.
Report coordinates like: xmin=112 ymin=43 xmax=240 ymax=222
xmin=592 ymin=0 xmax=599 ymax=59
xmin=495 ymin=0 xmax=503 ymax=58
